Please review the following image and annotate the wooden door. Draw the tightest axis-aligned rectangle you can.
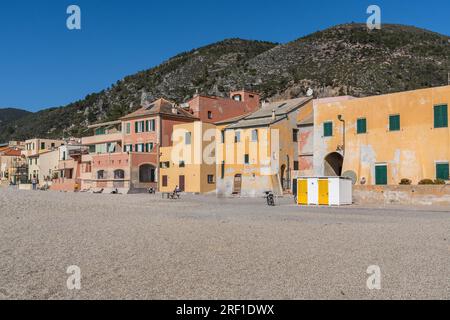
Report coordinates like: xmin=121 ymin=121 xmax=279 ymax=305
xmin=179 ymin=175 xmax=185 ymax=191
xmin=233 ymin=174 xmax=242 ymax=194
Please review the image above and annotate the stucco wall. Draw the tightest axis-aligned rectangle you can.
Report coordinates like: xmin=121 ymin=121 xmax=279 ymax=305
xmin=353 ymin=185 xmax=450 ymax=206
xmin=314 ymin=85 xmax=450 ymax=184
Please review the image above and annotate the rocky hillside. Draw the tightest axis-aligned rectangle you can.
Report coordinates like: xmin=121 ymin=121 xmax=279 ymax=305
xmin=0 ymin=108 xmax=32 ymax=131
xmin=1 ymin=23 xmax=449 ymax=142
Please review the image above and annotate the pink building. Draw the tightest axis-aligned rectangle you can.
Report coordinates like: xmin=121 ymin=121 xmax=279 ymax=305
xmin=80 ymin=99 xmax=198 ymax=193
xmin=182 ymin=90 xmax=260 ymax=123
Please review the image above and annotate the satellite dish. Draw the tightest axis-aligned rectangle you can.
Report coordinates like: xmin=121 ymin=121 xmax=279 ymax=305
xmin=306 ymin=88 xmax=314 ymax=97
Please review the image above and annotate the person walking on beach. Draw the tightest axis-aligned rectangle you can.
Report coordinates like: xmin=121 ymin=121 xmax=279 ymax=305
xmin=31 ymin=176 xmax=37 ymax=190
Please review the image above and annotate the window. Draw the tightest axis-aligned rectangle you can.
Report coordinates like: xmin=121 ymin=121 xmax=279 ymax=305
xmin=95 ymin=128 xmax=106 ymax=135
xmin=252 ymin=129 xmax=258 ymax=142
xmin=40 ymin=142 xmax=45 ymax=150
xmin=124 ymin=145 xmax=133 ymax=152
xmin=208 ymin=111 xmax=213 ymax=119
xmin=160 ymin=161 xmax=170 ymax=169
xmin=293 ymin=129 xmax=299 ymax=142
xmin=107 ymin=143 xmax=117 ymax=153
xmin=357 ymin=118 xmax=367 ymax=134
xmin=232 ymin=94 xmax=242 ymax=101
xmin=51 ymin=143 xmax=55 ymax=148
xmin=147 ymin=119 xmax=156 ymax=132
xmin=375 ymin=165 xmax=388 ymax=185
xmin=434 ymin=105 xmax=448 ymax=128
xmin=244 ymin=154 xmax=250 ymax=165
xmin=294 ymin=161 xmax=299 ymax=171
xmin=135 ymin=144 xmax=145 ymax=153
xmin=135 ymin=121 xmax=145 ymax=133
xmin=207 ymin=175 xmax=215 ymax=184
xmin=97 ymin=170 xmax=105 ymax=179
xmin=89 ymin=145 xmax=96 ymax=153
xmin=436 ymin=163 xmax=449 ymax=180
xmin=162 ymin=175 xmax=168 ymax=187
xmin=323 ymin=122 xmax=333 ymax=137
xmin=235 ymin=131 xmax=241 ymax=143
xmin=114 ymin=169 xmax=125 ymax=179
xmin=389 ymin=115 xmax=400 ymax=131
xmin=185 ymin=132 xmax=191 ymax=145
xmin=220 ymin=130 xmax=225 ymax=143
xmin=179 ymin=161 xmax=185 ymax=168
xmin=126 ymin=123 xmax=131 ymax=134
xmin=146 ymin=143 xmax=154 ymax=152
xmin=84 ymin=163 xmax=92 ymax=173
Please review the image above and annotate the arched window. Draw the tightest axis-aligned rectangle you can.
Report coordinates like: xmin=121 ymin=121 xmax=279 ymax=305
xmin=114 ymin=169 xmax=125 ymax=179
xmin=139 ymin=164 xmax=156 ymax=183
xmin=97 ymin=170 xmax=105 ymax=179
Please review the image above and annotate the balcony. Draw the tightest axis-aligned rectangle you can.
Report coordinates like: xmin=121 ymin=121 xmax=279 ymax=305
xmin=81 ymin=132 xmax=123 ymax=146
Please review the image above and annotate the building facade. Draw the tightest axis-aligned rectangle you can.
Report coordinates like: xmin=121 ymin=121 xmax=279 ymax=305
xmin=159 ymin=121 xmax=217 ymax=194
xmin=181 ymin=90 xmax=260 ymax=124
xmin=313 ymin=85 xmax=450 ymax=185
xmin=80 ymin=98 xmax=198 ymax=193
xmin=217 ymin=97 xmax=313 ymax=197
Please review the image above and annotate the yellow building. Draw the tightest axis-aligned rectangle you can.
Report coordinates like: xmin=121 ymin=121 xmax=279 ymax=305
xmin=217 ymin=97 xmax=313 ymax=197
xmin=159 ymin=121 xmax=217 ymax=194
xmin=314 ymin=85 xmax=450 ymax=185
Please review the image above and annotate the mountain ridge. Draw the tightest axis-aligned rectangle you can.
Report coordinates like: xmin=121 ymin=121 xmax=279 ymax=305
xmin=1 ymin=23 xmax=449 ymax=142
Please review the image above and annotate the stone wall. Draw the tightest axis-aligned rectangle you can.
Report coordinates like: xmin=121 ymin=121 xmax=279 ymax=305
xmin=353 ymin=185 xmax=450 ymax=206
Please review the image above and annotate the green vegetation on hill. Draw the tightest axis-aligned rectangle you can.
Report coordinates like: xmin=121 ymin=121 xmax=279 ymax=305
xmin=1 ymin=23 xmax=449 ymax=142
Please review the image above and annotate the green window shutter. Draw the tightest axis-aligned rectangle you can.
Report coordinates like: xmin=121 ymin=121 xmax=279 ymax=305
xmin=434 ymin=105 xmax=448 ymax=128
xmin=145 ymin=143 xmax=149 ymax=153
xmin=145 ymin=120 xmax=149 ymax=132
xmin=436 ymin=163 xmax=449 ymax=180
xmin=389 ymin=115 xmax=400 ymax=131
xmin=357 ymin=118 xmax=367 ymax=134
xmin=151 ymin=120 xmax=156 ymax=131
xmin=323 ymin=122 xmax=333 ymax=137
xmin=135 ymin=122 xmax=138 ymax=133
xmin=375 ymin=165 xmax=388 ymax=185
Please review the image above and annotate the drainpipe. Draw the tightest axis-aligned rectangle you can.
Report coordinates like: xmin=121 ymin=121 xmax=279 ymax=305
xmin=337 ymin=114 xmax=346 ymax=157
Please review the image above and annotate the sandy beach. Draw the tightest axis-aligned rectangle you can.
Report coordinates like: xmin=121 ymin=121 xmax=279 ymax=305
xmin=0 ymin=187 xmax=449 ymax=300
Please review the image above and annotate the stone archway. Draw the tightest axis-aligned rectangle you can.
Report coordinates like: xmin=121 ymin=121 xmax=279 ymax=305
xmin=324 ymin=152 xmax=344 ymax=176
xmin=139 ymin=164 xmax=156 ymax=183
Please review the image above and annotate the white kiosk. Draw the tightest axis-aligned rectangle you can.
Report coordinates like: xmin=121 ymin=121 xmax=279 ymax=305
xmin=297 ymin=177 xmax=353 ymax=206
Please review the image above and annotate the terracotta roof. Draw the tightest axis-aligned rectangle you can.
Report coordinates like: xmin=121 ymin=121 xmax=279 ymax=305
xmin=120 ymin=98 xmax=198 ymax=121
xmin=0 ymin=148 xmax=22 ymax=157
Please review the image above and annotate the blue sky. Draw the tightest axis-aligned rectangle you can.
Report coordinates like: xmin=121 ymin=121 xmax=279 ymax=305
xmin=0 ymin=0 xmax=449 ymax=112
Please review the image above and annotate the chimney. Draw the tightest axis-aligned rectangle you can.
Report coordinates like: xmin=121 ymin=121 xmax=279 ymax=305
xmin=272 ymin=110 xmax=276 ymax=120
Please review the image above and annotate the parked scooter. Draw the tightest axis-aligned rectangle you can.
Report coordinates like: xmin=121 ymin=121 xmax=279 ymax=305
xmin=264 ymin=191 xmax=275 ymax=206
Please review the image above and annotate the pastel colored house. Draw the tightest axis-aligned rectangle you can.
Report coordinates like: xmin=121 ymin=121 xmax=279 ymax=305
xmin=0 ymin=146 xmax=26 ymax=185
xmin=81 ymin=98 xmax=198 ymax=193
xmin=159 ymin=121 xmax=217 ymax=194
xmin=51 ymin=144 xmax=89 ymax=192
xmin=181 ymin=90 xmax=260 ymax=123
xmin=216 ymin=97 xmax=313 ymax=197
xmin=313 ymin=85 xmax=450 ymax=185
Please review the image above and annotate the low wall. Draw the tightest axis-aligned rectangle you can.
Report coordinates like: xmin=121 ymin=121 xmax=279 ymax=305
xmin=353 ymin=185 xmax=450 ymax=206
